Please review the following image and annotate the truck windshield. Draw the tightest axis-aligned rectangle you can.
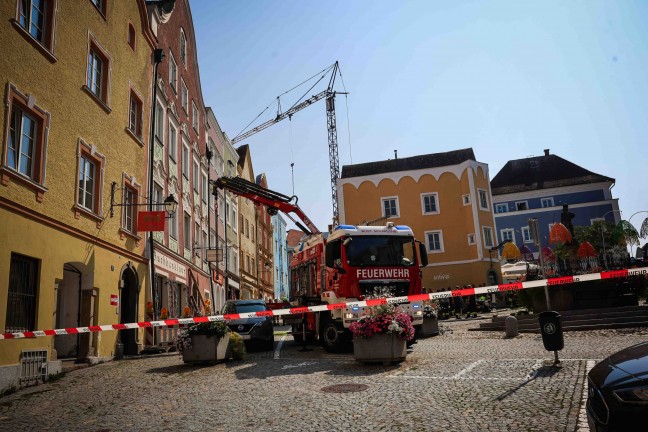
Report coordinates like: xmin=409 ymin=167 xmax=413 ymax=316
xmin=345 ymin=236 xmax=415 ymax=267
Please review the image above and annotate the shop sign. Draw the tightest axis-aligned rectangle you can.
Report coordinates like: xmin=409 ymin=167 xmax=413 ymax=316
xmin=110 ymin=294 xmax=119 ymax=307
xmin=154 ymin=253 xmax=187 ymax=278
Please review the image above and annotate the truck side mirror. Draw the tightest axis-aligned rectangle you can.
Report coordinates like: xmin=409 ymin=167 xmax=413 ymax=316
xmin=418 ymin=242 xmax=428 ymax=267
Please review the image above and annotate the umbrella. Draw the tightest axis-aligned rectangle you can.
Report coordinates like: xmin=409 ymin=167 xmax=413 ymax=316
xmin=614 ymin=220 xmax=639 ymax=246
xmin=501 ymin=242 xmax=521 ymax=260
xmin=519 ymin=245 xmax=534 ymax=261
xmin=542 ymin=246 xmax=556 ymax=262
xmin=549 ymin=223 xmax=572 ymax=245
xmin=640 ymin=218 xmax=648 ymax=239
xmin=577 ymin=241 xmax=597 ymax=258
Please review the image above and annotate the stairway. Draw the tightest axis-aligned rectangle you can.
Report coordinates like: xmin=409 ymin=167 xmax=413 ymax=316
xmin=471 ymin=305 xmax=648 ymax=333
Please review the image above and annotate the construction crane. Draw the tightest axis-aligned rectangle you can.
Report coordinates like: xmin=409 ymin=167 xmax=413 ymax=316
xmin=231 ymin=62 xmax=347 ymax=223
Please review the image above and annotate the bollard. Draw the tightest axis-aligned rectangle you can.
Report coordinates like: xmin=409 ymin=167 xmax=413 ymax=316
xmin=505 ymin=315 xmax=518 ymax=338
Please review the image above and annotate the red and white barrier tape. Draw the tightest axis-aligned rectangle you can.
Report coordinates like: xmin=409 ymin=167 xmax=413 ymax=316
xmin=2 ymin=267 xmax=646 ymax=340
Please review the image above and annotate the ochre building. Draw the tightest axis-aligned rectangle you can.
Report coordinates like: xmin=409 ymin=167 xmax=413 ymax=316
xmin=338 ymin=148 xmax=501 ymax=292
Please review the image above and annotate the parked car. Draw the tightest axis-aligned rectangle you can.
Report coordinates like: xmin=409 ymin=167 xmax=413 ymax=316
xmin=222 ymin=300 xmax=274 ymax=351
xmin=587 ymin=341 xmax=648 ymax=431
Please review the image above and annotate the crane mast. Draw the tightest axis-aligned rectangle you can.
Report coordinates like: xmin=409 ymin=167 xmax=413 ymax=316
xmin=231 ymin=62 xmax=345 ymax=223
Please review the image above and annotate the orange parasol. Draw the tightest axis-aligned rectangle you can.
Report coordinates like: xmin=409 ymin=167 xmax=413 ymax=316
xmin=501 ymin=242 xmax=521 ymax=260
xmin=549 ymin=223 xmax=573 ymax=245
xmin=577 ymin=241 xmax=597 ymax=258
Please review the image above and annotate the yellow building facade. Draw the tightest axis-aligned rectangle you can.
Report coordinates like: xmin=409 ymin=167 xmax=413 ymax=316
xmin=0 ymin=0 xmax=158 ymax=391
xmin=338 ymin=149 xmax=501 ymax=292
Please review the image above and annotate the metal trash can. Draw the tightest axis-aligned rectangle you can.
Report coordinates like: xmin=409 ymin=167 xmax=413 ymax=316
xmin=538 ymin=311 xmax=564 ymax=351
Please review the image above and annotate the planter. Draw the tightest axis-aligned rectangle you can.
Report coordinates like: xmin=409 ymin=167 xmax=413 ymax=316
xmin=353 ymin=333 xmax=407 ymax=365
xmin=420 ymin=316 xmax=439 ymax=337
xmin=181 ymin=333 xmax=230 ymax=363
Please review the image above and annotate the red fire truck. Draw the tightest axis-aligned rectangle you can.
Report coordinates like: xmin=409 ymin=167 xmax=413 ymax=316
xmin=212 ymin=176 xmax=428 ymax=352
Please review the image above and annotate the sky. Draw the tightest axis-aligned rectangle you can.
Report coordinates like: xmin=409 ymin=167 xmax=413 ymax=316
xmin=192 ymin=0 xmax=648 ymax=245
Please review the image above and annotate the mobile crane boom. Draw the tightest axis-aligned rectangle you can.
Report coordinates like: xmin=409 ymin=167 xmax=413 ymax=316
xmin=212 ymin=176 xmax=320 ymax=236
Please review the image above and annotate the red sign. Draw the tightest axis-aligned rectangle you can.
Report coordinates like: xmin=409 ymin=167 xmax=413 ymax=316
xmin=137 ymin=211 xmax=165 ymax=232
xmin=110 ymin=294 xmax=119 ymax=307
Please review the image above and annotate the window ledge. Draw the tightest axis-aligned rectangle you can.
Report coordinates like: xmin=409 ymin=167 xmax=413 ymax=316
xmin=119 ymin=227 xmax=141 ymax=241
xmin=82 ymin=85 xmax=111 ymax=114
xmin=73 ymin=204 xmax=104 ymax=228
xmin=125 ymin=127 xmax=144 ymax=147
xmin=423 ymin=212 xmax=440 ymax=216
xmin=0 ymin=166 xmax=48 ymax=202
xmin=11 ymin=20 xmax=57 ymax=64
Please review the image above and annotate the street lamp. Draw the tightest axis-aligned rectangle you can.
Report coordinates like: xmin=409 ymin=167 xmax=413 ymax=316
xmin=599 ymin=210 xmax=623 ymax=271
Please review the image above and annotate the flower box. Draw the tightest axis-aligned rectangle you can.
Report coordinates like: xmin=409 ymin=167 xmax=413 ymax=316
xmin=181 ymin=334 xmax=230 ymax=363
xmin=420 ymin=316 xmax=439 ymax=337
xmin=353 ymin=333 xmax=407 ymax=364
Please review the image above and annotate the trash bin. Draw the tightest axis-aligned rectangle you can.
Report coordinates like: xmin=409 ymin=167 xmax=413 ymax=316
xmin=538 ymin=311 xmax=563 ymax=351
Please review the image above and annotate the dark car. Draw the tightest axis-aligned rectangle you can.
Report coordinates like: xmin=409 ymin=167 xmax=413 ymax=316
xmin=587 ymin=341 xmax=648 ymax=432
xmin=222 ymin=300 xmax=274 ymax=351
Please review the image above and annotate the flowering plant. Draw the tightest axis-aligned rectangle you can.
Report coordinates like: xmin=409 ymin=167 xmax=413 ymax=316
xmin=175 ymin=320 xmax=230 ymax=353
xmin=159 ymin=307 xmax=169 ymax=319
xmin=182 ymin=306 xmax=192 ymax=318
xmin=349 ymin=304 xmax=415 ymax=341
xmin=145 ymin=302 xmax=154 ymax=316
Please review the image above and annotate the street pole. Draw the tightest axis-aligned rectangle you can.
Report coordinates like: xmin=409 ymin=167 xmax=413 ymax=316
xmin=601 ymin=225 xmax=608 ymax=271
xmin=148 ymin=48 xmax=164 ymax=346
xmin=206 ymin=149 xmax=214 ymax=308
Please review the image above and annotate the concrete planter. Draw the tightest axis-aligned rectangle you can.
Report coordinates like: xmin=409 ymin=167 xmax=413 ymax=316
xmin=353 ymin=333 xmax=407 ymax=365
xmin=420 ymin=316 xmax=439 ymax=337
xmin=182 ymin=334 xmax=230 ymax=364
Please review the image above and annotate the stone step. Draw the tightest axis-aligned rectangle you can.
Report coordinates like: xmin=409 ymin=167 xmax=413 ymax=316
xmin=489 ymin=305 xmax=648 ymax=323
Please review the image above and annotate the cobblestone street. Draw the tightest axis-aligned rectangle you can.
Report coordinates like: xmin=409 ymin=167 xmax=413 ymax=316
xmin=2 ymin=320 xmax=647 ymax=432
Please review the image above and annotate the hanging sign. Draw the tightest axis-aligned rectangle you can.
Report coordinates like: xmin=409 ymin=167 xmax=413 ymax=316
xmin=110 ymin=294 xmax=119 ymax=307
xmin=138 ymin=211 xmax=165 ymax=232
xmin=206 ymin=248 xmax=222 ymax=263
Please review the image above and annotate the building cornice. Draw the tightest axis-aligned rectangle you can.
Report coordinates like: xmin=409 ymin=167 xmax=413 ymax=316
xmin=492 ymin=181 xmax=613 ymax=202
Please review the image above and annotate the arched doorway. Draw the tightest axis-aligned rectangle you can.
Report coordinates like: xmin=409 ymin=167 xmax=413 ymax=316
xmin=120 ymin=267 xmax=139 ymax=356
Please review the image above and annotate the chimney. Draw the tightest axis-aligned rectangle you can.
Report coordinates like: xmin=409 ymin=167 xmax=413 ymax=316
xmin=394 ymin=150 xmax=398 ymax=159
xmin=544 ymin=149 xmax=550 ymax=156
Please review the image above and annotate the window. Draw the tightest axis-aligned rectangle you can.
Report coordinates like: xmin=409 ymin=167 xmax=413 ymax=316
xmin=169 ymin=53 xmax=177 ymax=93
xmin=468 ymin=233 xmax=476 ymax=245
xmin=245 ymin=219 xmax=249 ymax=238
xmin=202 ymin=231 xmax=208 ymax=262
xmin=478 ymin=189 xmax=489 ymax=211
xmin=168 ymin=124 xmax=177 ymax=161
xmin=127 ymin=23 xmax=135 ymax=51
xmin=231 ymin=249 xmax=238 ymax=274
xmin=193 ymin=160 xmax=199 ymax=191
xmin=590 ymin=218 xmax=605 ymax=225
xmin=181 ymin=79 xmax=188 ymax=113
xmin=425 ymin=230 xmax=444 ymax=253
xmin=516 ymin=201 xmax=528 ymax=211
xmin=154 ymin=101 xmax=164 ymax=143
xmin=421 ymin=193 xmax=439 ymax=215
xmin=201 ymin=173 xmax=208 ymax=203
xmin=541 ymin=197 xmax=554 ymax=208
xmin=128 ymin=90 xmax=143 ymax=139
xmin=86 ymin=40 xmax=110 ymax=107
xmin=78 ymin=155 xmax=96 ymax=212
xmin=184 ymin=213 xmax=191 ymax=250
xmin=195 ymin=223 xmax=200 ymax=257
xmin=382 ymin=197 xmax=399 ymax=218
xmin=462 ymin=194 xmax=470 ymax=206
xmin=182 ymin=143 xmax=189 ymax=179
xmin=495 ymin=203 xmax=508 ymax=214
xmin=122 ymin=185 xmax=137 ymax=233
xmin=226 ymin=200 xmax=231 ymax=226
xmin=500 ymin=229 xmax=514 ymax=243
xmin=180 ymin=29 xmax=187 ymax=65
xmin=250 ymin=224 xmax=254 ymax=243
xmin=246 ymin=255 xmax=250 ymax=273
xmin=15 ymin=0 xmax=56 ymax=56
xmin=521 ymin=226 xmax=532 ymax=243
xmin=5 ymin=253 xmax=39 ymax=333
xmin=192 ymin=102 xmax=199 ymax=132
xmin=90 ymin=0 xmax=106 ymax=16
xmin=231 ymin=205 xmax=238 ymax=231
xmin=482 ymin=227 xmax=494 ymax=248
xmin=169 ymin=210 xmax=178 ymax=239
xmin=2 ymin=86 xmax=49 ymax=192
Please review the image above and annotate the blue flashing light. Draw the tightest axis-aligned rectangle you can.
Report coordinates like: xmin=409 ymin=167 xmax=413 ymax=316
xmin=413 ymin=304 xmax=420 ymax=308
xmin=395 ymin=225 xmax=411 ymax=230
xmin=352 ymin=306 xmax=359 ymax=312
xmin=336 ymin=225 xmax=357 ymax=230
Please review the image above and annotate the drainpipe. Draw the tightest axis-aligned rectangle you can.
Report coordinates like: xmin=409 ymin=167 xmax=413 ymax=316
xmin=206 ymin=149 xmax=214 ymax=307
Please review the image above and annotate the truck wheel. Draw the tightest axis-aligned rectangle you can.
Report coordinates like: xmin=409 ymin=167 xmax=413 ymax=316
xmin=320 ymin=319 xmax=349 ymax=353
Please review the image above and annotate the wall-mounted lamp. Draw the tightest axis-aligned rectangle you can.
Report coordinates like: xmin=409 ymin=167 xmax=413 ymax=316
xmin=109 ymin=181 xmax=178 ymax=218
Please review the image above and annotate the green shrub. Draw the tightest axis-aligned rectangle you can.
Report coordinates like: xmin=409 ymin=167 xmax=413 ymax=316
xmin=228 ymin=332 xmax=247 ymax=361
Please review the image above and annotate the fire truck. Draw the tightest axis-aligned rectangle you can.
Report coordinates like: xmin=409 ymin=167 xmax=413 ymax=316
xmin=212 ymin=176 xmax=428 ymax=352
